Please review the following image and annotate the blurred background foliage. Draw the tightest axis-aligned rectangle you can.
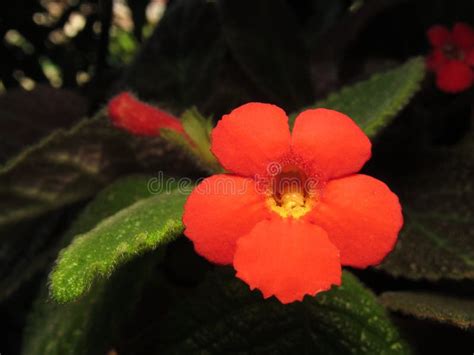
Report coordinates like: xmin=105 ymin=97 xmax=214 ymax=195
xmin=0 ymin=0 xmax=165 ymax=92
xmin=0 ymin=0 xmax=166 ymax=162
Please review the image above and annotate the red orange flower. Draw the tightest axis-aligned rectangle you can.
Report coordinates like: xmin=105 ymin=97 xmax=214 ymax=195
xmin=183 ymin=103 xmax=403 ymax=304
xmin=108 ymin=92 xmax=184 ymax=136
xmin=426 ymin=23 xmax=474 ymax=93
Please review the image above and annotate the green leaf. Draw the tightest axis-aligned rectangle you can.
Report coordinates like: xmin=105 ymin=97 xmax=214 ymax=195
xmin=22 ymin=175 xmax=162 ymax=355
xmin=0 ymin=112 xmax=138 ymax=227
xmin=217 ymin=0 xmax=313 ymax=110
xmin=380 ymin=291 xmax=474 ymax=330
xmin=152 ymin=269 xmax=411 ymax=354
xmin=61 ymin=174 xmax=160 ymax=243
xmin=290 ymin=57 xmax=425 ymax=137
xmin=379 ymin=121 xmax=474 ymax=281
xmin=49 ymin=187 xmax=188 ymax=303
xmin=124 ymin=0 xmax=226 ymax=111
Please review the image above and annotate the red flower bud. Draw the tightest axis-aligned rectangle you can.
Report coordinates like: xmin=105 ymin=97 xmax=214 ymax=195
xmin=108 ymin=92 xmax=184 ymax=136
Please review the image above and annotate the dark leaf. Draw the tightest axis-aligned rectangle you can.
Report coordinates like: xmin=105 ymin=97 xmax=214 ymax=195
xmin=379 ymin=119 xmax=474 ymax=281
xmin=0 ymin=110 xmax=191 ymax=228
xmin=22 ymin=254 xmax=158 ymax=355
xmin=0 ymin=212 xmax=65 ymax=302
xmin=217 ymin=0 xmax=313 ymax=111
xmin=380 ymin=291 xmax=474 ymax=330
xmin=151 ymin=269 xmax=411 ymax=354
xmin=0 ymin=113 xmax=137 ymax=227
xmin=0 ymin=85 xmax=88 ymax=163
xmin=123 ymin=0 xmax=226 ymax=112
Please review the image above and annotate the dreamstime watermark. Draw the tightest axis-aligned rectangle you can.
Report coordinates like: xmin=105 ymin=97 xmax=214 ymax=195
xmin=147 ymin=171 xmax=196 ymax=195
xmin=147 ymin=162 xmax=321 ymax=196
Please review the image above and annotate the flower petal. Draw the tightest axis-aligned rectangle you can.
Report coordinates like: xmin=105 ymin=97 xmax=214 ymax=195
xmin=436 ymin=60 xmax=474 ymax=93
xmin=426 ymin=25 xmax=451 ymax=47
xmin=306 ymin=174 xmax=403 ymax=268
xmin=291 ymin=109 xmax=371 ymax=180
xmin=211 ymin=103 xmax=291 ymax=178
xmin=452 ymin=22 xmax=474 ymax=49
xmin=183 ymin=174 xmax=270 ymax=265
xmin=234 ymin=219 xmax=341 ymax=304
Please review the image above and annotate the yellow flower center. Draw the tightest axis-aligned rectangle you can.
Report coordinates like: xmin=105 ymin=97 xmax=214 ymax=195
xmin=268 ymin=183 xmax=312 ymax=219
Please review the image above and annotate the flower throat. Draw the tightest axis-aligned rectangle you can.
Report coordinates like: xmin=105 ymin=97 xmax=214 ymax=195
xmin=267 ymin=170 xmax=312 ymax=219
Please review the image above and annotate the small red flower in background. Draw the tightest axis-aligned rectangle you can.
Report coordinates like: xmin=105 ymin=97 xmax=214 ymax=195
xmin=183 ymin=103 xmax=403 ymax=304
xmin=108 ymin=92 xmax=184 ymax=136
xmin=426 ymin=22 xmax=474 ymax=93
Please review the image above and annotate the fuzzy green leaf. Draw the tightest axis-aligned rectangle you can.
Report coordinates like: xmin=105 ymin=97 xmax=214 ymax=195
xmin=379 ymin=122 xmax=474 ymax=281
xmin=60 ymin=175 xmax=162 ymax=243
xmin=290 ymin=57 xmax=425 ymax=137
xmin=380 ymin=291 xmax=474 ymax=330
xmin=49 ymin=185 xmax=188 ymax=303
xmin=22 ymin=175 xmax=161 ymax=355
xmin=152 ymin=269 xmax=411 ymax=354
